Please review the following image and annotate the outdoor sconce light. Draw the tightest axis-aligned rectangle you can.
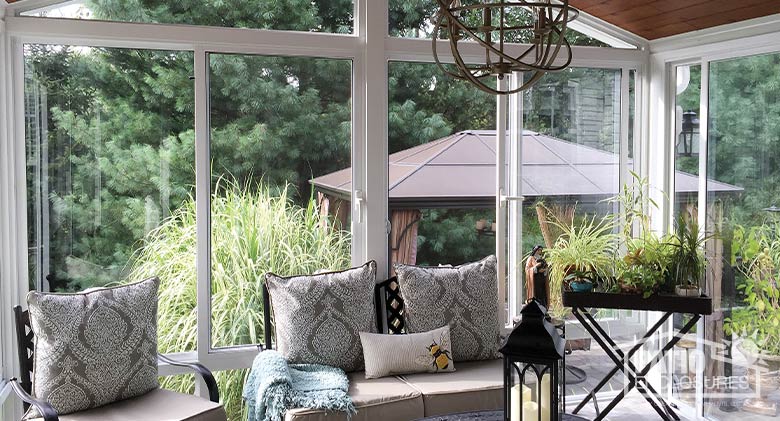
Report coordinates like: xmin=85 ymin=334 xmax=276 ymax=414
xmin=678 ymin=110 xmax=699 ymax=157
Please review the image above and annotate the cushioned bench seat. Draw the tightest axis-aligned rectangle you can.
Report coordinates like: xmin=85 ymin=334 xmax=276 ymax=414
xmin=400 ymin=359 xmax=503 ymax=417
xmin=285 ymin=359 xmax=502 ymax=420
xmin=285 ymin=372 xmax=424 ymax=421
xmin=31 ymin=388 xmax=227 ymax=421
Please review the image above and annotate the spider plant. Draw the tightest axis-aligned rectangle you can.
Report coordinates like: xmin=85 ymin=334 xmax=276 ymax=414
xmin=668 ymin=214 xmax=709 ymax=296
xmin=544 ymin=211 xmax=618 ymax=317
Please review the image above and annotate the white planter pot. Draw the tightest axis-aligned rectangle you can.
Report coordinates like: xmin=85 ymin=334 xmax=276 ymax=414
xmin=675 ymin=286 xmax=700 ymax=297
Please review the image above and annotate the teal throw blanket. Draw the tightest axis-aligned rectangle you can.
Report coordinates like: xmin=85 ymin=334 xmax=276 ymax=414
xmin=243 ymin=350 xmax=356 ymax=421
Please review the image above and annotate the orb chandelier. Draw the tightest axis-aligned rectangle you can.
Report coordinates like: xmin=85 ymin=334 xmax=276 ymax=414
xmin=432 ymin=0 xmax=579 ymax=95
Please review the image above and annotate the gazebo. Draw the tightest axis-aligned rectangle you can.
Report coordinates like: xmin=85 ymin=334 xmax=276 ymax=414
xmin=311 ymin=130 xmax=742 ymax=266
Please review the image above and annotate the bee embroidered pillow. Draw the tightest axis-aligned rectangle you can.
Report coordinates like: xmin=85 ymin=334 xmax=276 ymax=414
xmin=360 ymin=325 xmax=455 ymax=379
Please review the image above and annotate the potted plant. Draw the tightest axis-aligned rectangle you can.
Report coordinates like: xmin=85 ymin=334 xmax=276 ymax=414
xmin=565 ymin=270 xmax=595 ymax=292
xmin=545 ymin=213 xmax=617 ymax=316
xmin=668 ymin=215 xmax=708 ymax=297
xmin=613 ymin=235 xmax=673 ymax=298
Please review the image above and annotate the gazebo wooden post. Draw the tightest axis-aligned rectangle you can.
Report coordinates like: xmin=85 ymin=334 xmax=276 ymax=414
xmin=389 ymin=209 xmax=422 ymax=274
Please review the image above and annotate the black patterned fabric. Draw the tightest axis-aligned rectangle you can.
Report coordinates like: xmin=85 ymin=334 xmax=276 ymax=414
xmin=24 ymin=278 xmax=160 ymax=419
xmin=266 ymin=261 xmax=378 ymax=372
xmin=394 ymin=256 xmax=500 ymax=362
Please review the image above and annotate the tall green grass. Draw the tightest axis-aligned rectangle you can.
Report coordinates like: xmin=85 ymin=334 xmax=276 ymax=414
xmin=127 ymin=180 xmax=351 ymax=420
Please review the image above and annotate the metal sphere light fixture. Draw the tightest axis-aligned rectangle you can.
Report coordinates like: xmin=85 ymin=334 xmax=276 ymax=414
xmin=432 ymin=0 xmax=579 ymax=95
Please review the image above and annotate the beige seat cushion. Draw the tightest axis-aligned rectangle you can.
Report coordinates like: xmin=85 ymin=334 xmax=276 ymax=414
xmin=401 ymin=358 xmax=503 ymax=416
xmin=285 ymin=372 xmax=423 ymax=421
xmin=32 ymin=388 xmax=227 ymax=421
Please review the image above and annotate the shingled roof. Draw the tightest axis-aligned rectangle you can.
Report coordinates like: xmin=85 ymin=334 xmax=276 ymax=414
xmin=311 ymin=130 xmax=742 ymax=208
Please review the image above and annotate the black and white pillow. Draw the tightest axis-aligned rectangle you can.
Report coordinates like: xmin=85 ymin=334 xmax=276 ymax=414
xmin=394 ymin=255 xmax=500 ymax=362
xmin=266 ymin=261 xmax=377 ymax=372
xmin=24 ymin=278 xmax=160 ymax=418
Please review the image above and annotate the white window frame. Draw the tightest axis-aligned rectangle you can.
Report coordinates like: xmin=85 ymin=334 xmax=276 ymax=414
xmin=1 ymin=0 xmax=646 ymax=412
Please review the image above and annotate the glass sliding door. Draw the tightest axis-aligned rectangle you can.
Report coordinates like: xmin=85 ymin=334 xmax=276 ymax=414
xmin=702 ymin=52 xmax=780 ymax=420
xmin=670 ymin=63 xmax=702 ymax=409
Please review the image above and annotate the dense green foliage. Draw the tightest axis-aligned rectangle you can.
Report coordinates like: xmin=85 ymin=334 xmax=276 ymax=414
xmin=725 ymin=221 xmax=780 ymax=356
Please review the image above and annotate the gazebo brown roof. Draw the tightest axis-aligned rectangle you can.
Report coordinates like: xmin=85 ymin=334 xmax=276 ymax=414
xmin=311 ymin=130 xmax=742 ymax=208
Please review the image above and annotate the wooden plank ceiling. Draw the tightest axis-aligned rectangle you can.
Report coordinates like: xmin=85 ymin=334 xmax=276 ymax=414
xmin=570 ymin=0 xmax=780 ymax=40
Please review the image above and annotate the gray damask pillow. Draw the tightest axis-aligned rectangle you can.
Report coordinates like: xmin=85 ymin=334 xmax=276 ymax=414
xmin=394 ymin=255 xmax=500 ymax=362
xmin=266 ymin=261 xmax=377 ymax=372
xmin=24 ymin=278 xmax=160 ymax=419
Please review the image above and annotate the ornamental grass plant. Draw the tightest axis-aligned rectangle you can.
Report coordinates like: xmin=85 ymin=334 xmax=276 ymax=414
xmin=127 ymin=179 xmax=351 ymax=420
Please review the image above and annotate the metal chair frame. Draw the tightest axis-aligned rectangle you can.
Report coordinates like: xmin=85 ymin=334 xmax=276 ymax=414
xmin=10 ymin=305 xmax=221 ymax=421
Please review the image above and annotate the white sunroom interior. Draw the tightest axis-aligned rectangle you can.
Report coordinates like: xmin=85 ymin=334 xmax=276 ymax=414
xmin=1 ymin=1 xmax=780 ymax=420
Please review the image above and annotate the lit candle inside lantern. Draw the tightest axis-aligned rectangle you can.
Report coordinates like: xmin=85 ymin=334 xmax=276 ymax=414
xmin=511 ymin=384 xmax=533 ymax=421
xmin=522 ymin=401 xmax=539 ymax=421
xmin=540 ymin=373 xmax=551 ymax=421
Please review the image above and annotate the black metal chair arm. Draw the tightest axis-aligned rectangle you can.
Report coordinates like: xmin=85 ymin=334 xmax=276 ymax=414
xmin=9 ymin=378 xmax=59 ymax=421
xmin=157 ymin=354 xmax=220 ymax=403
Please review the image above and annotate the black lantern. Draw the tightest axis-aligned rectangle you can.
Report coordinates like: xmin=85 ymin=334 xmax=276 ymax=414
xmin=678 ymin=110 xmax=699 ymax=157
xmin=500 ymin=300 xmax=565 ymax=421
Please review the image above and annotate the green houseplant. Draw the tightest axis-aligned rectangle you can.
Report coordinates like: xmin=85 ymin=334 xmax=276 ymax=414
xmin=544 ymin=211 xmax=618 ymax=317
xmin=615 ymin=234 xmax=674 ymax=298
xmin=668 ymin=214 xmax=708 ymax=297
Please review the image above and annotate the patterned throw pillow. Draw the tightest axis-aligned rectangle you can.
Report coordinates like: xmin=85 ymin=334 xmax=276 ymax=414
xmin=394 ymin=255 xmax=500 ymax=362
xmin=360 ymin=325 xmax=455 ymax=379
xmin=24 ymin=278 xmax=160 ymax=419
xmin=266 ymin=261 xmax=377 ymax=372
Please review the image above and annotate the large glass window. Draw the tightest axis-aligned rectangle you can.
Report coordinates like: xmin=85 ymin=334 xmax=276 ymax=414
xmin=380 ymin=62 xmax=638 ymax=403
xmin=23 ymin=44 xmax=203 ymax=411
xmin=208 ymin=53 xmax=353 ymax=351
xmin=21 ymin=0 xmax=354 ymax=33
xmin=24 ymin=44 xmax=195 ymax=293
xmin=703 ymin=52 xmax=780 ymax=420
xmin=385 ymin=61 xmax=497 ymax=272
xmin=24 ymin=44 xmax=196 ymax=356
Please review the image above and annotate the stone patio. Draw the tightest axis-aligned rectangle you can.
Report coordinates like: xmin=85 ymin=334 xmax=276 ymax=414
xmin=563 ymin=332 xmax=780 ymax=421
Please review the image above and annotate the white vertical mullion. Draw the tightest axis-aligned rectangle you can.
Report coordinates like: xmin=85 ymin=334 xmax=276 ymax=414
xmin=194 ymin=46 xmax=210 ymax=397
xmin=0 ymin=28 xmax=29 ymax=420
xmin=507 ymin=72 xmax=523 ymax=320
xmin=358 ymin=0 xmax=388 ymax=276
xmin=351 ymin=52 xmax=366 ymax=267
xmin=619 ymin=67 xmax=630 ymax=230
xmin=695 ymin=60 xmax=710 ymax=419
xmin=495 ymin=77 xmax=508 ymax=325
xmin=647 ymin=54 xmax=671 ymax=236
xmin=646 ymin=53 xmax=670 ymax=399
